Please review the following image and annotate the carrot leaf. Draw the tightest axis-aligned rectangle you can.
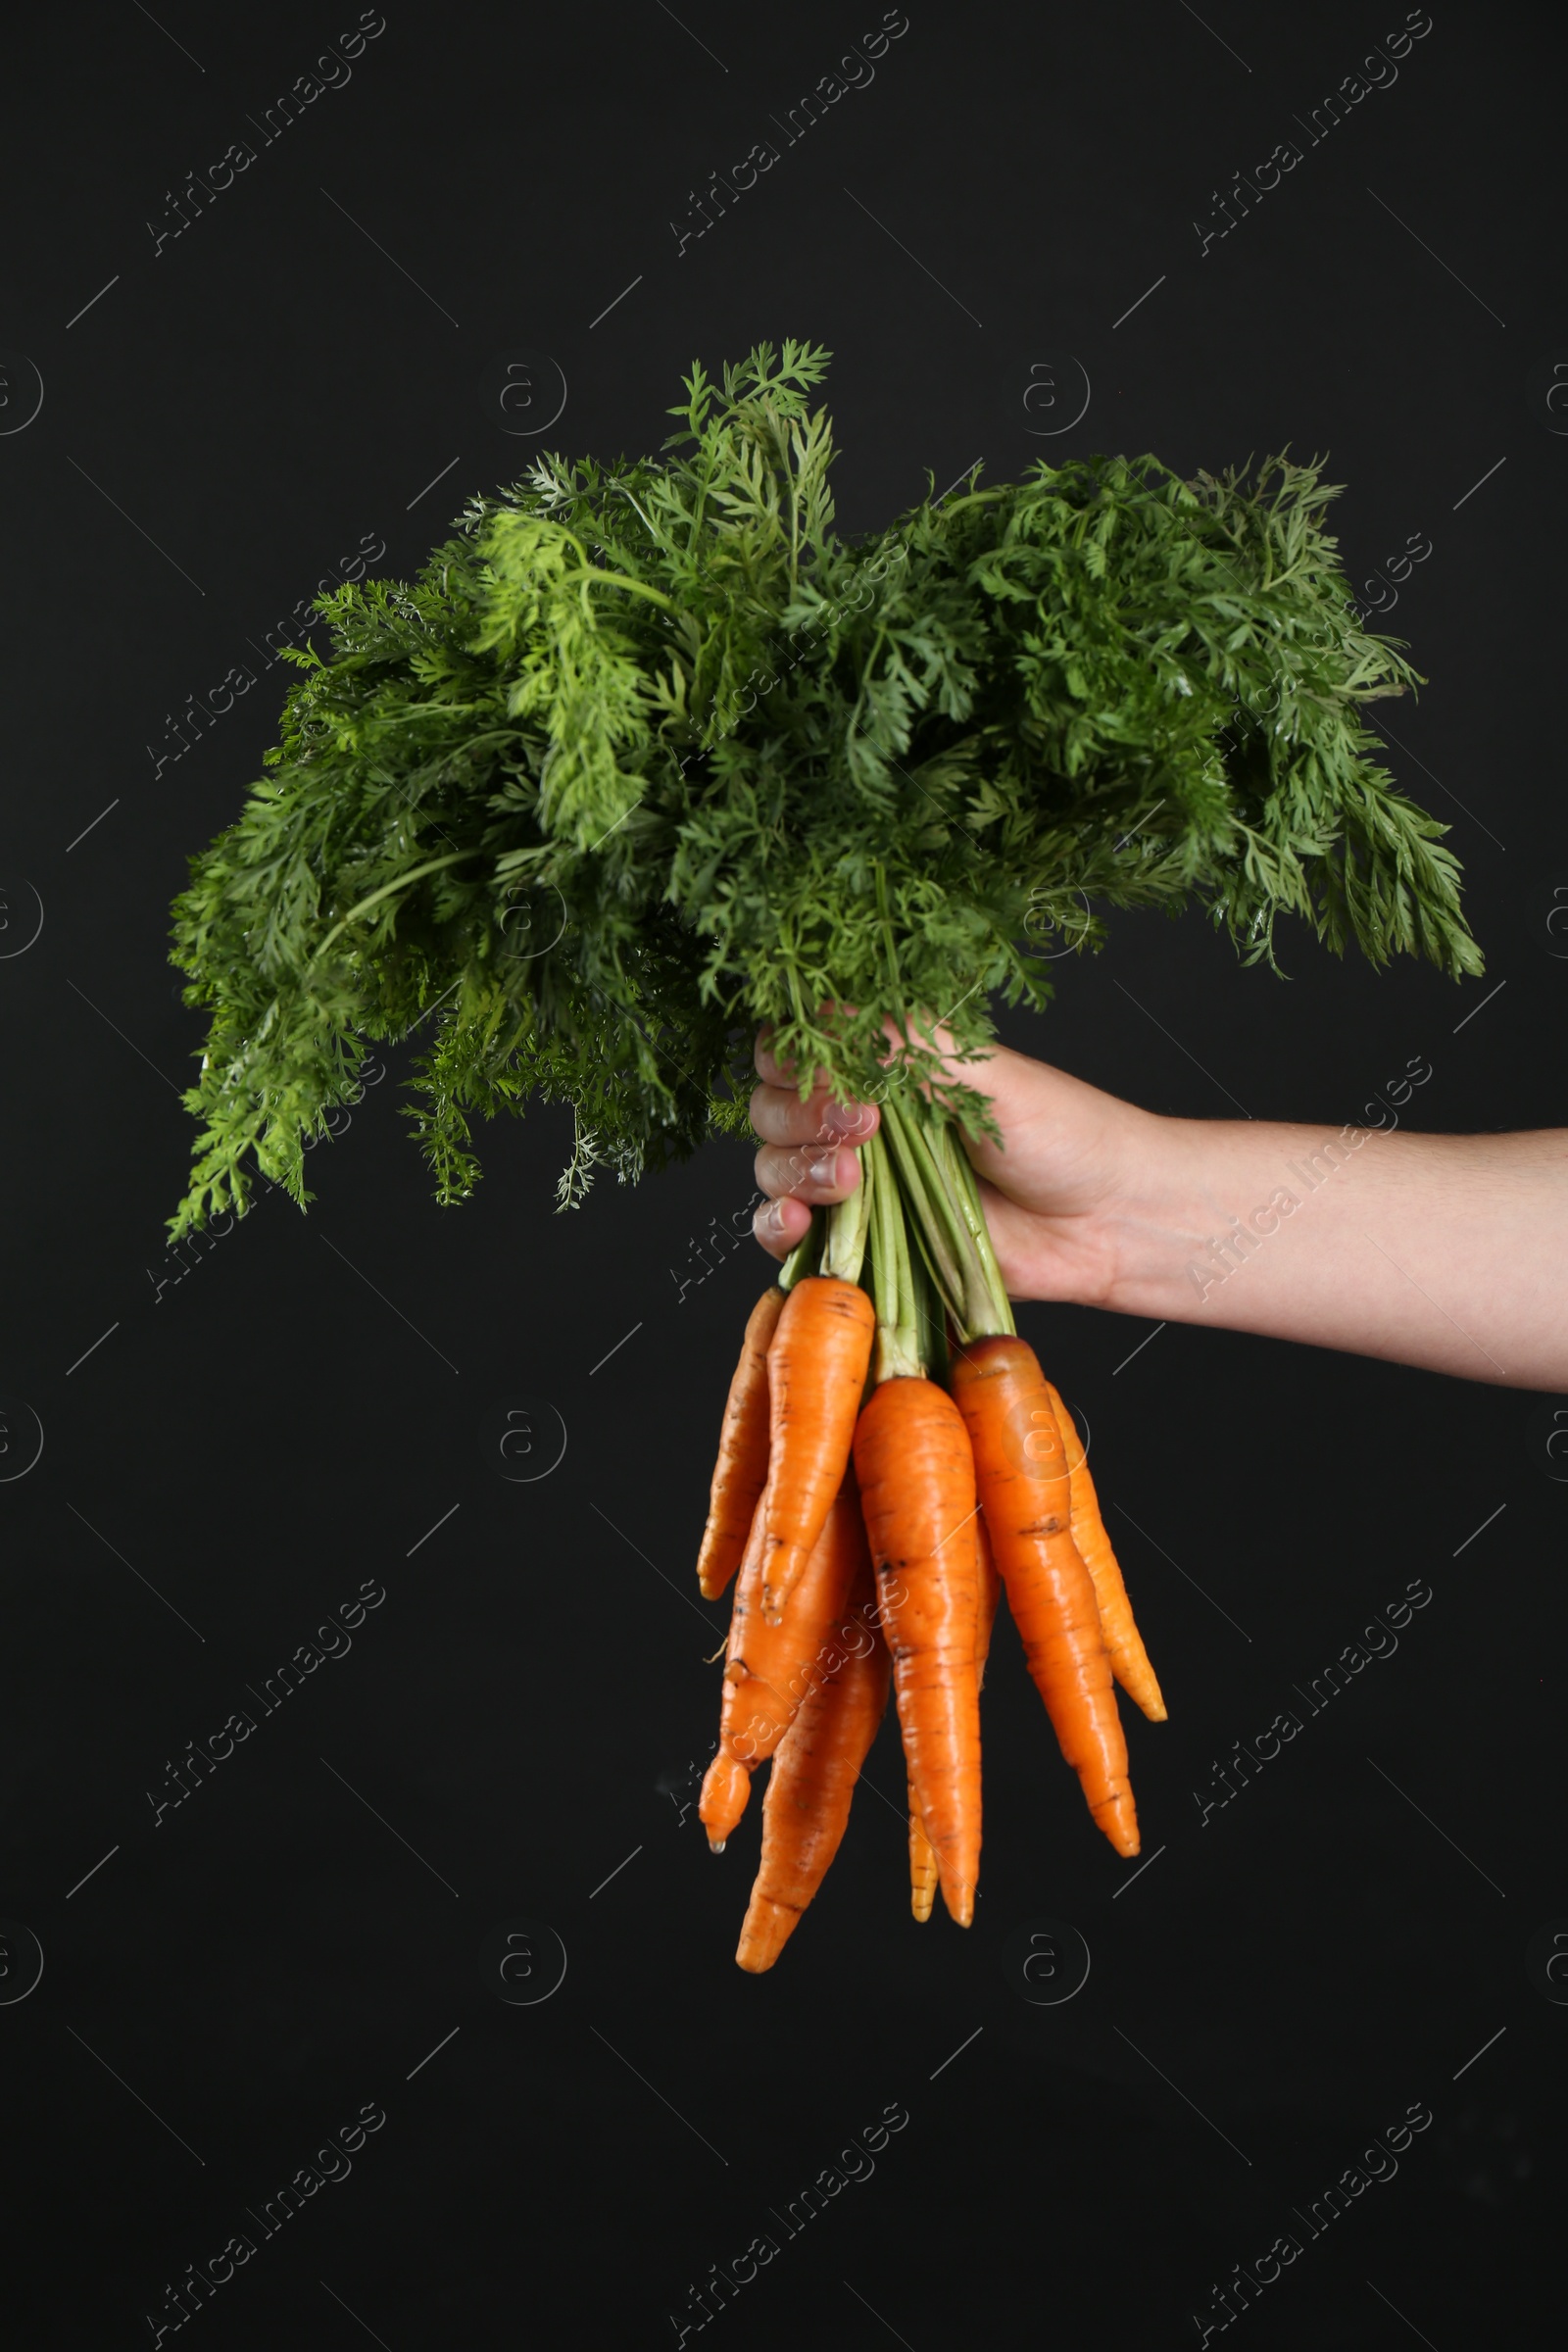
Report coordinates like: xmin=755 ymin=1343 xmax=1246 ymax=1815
xmin=169 ymin=342 xmax=1483 ymax=1235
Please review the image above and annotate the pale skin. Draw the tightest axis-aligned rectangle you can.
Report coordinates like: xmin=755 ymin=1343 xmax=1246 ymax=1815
xmin=749 ymin=1033 xmax=1568 ymax=1391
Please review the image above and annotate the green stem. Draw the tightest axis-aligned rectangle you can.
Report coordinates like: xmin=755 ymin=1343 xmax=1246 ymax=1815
xmin=873 ymin=862 xmax=905 ymax=1020
xmin=878 ymin=1089 xmax=965 ymax=1315
xmin=309 ymin=850 xmax=480 ymax=971
xmin=863 ymin=1131 xmax=922 ymax=1382
xmin=864 ymin=1131 xmax=897 ymax=1334
xmin=847 ymin=619 xmax=890 ymax=747
xmin=909 ymin=1226 xmax=950 ymax=1387
xmin=779 ymin=1209 xmax=823 ymax=1290
xmin=938 ymin=1115 xmax=1015 ymax=1337
xmin=880 ymin=1088 xmax=996 ymax=1342
xmin=563 ymin=565 xmax=680 ymax=614
xmin=932 ymin=487 xmax=1004 ymax=518
xmin=820 ymin=1142 xmax=873 ymax=1285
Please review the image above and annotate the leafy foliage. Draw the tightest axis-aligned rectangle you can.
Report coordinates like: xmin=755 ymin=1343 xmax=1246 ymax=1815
xmin=169 ymin=340 xmax=1481 ymax=1234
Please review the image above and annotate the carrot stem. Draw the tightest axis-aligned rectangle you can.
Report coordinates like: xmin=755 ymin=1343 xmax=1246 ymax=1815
xmin=308 ymin=849 xmax=481 ymax=970
xmin=863 ymin=1131 xmax=922 ymax=1382
xmin=935 ymin=1114 xmax=1014 ymax=1339
xmin=879 ymin=1088 xmax=1004 ymax=1343
xmin=780 ymin=1210 xmax=823 ymax=1290
xmin=909 ymin=1218 xmax=950 ymax=1387
xmin=820 ymin=1142 xmax=873 ymax=1285
xmin=877 ymin=1089 xmax=968 ymax=1320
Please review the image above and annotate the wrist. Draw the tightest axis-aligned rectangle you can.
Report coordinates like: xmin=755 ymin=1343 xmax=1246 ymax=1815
xmin=1072 ymin=1110 xmax=1255 ymax=1319
xmin=977 ymin=1094 xmax=1217 ymax=1316
xmin=1085 ymin=1112 xmax=1401 ymax=1327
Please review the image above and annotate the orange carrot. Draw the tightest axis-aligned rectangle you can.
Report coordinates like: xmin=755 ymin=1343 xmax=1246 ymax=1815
xmin=854 ymin=1375 xmax=982 ymax=1926
xmin=759 ymin=1274 xmax=876 ymax=1622
xmin=907 ymin=1791 xmax=938 ymax=1924
xmin=699 ymin=1477 xmax=866 ymax=1851
xmin=696 ymin=1287 xmax=785 ymax=1600
xmin=951 ymin=1337 xmax=1138 ymax=1857
xmin=735 ymin=1547 xmax=890 ymax=1972
xmin=1043 ymin=1379 xmax=1166 ymax=1722
xmin=908 ymin=1510 xmax=998 ymax=1920
xmin=975 ymin=1507 xmax=1002 ymax=1691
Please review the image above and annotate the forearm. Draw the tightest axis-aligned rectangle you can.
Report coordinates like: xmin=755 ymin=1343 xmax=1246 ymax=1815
xmin=1058 ymin=1114 xmax=1568 ymax=1389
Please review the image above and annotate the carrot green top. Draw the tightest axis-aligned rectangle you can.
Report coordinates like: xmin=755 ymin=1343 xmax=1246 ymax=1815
xmin=168 ymin=340 xmax=1480 ymax=1239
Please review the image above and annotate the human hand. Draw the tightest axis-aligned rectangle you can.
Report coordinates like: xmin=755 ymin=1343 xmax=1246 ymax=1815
xmin=753 ymin=1028 xmax=1568 ymax=1385
xmin=746 ymin=1029 xmax=881 ymax=1261
xmin=749 ymin=1027 xmax=1164 ymax=1309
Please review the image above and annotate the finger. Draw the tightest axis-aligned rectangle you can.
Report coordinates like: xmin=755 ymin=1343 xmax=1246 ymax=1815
xmin=753 ymin=1140 xmax=866 ymax=1204
xmin=754 ymin=1024 xmax=795 ymax=1088
xmin=756 ymin=1010 xmax=986 ymax=1098
xmin=753 ymin=1192 xmax=813 ymax=1262
xmin=753 ymin=1002 xmax=863 ymax=1089
xmin=749 ymin=1080 xmax=879 ymax=1150
xmin=875 ymin=1012 xmax=991 ymax=1089
xmin=753 ymin=1038 xmax=831 ymax=1092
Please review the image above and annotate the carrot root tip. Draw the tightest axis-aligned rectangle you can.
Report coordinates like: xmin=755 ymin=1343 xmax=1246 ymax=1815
xmin=708 ymin=1837 xmax=726 ymax=1855
xmin=736 ymin=1895 xmax=800 ymax=1972
xmin=699 ymin=1752 xmax=752 ymax=1845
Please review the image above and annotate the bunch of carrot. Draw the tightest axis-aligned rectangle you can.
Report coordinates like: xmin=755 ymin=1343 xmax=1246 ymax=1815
xmin=694 ymin=1096 xmax=1166 ymax=1972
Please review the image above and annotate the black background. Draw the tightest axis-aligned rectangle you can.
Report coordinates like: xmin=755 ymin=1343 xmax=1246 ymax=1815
xmin=3 ymin=4 xmax=1565 ymax=2345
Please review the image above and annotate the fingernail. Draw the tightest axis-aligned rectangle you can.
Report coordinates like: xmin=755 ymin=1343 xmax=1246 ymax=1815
xmin=806 ymin=1150 xmax=842 ymax=1189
